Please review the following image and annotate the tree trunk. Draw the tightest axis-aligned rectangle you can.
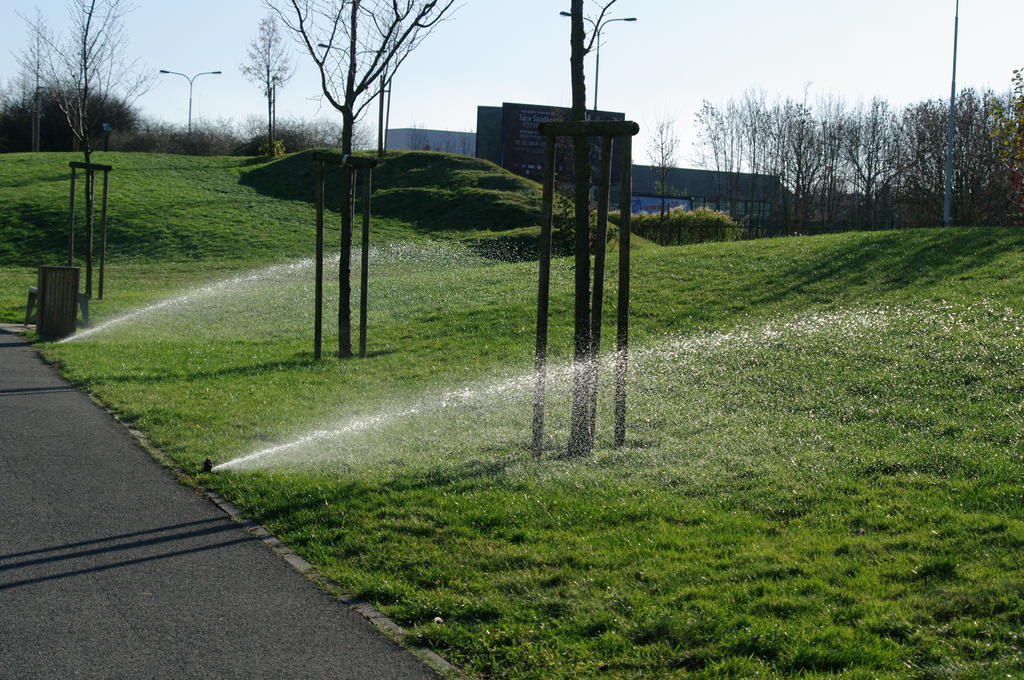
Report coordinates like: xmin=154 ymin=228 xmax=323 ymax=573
xmin=337 ymin=107 xmax=355 ymax=358
xmin=268 ymin=85 xmax=274 ymax=146
xmin=567 ymin=0 xmax=594 ymax=457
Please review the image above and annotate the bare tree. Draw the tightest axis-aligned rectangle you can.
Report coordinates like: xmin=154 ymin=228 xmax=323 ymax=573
xmin=270 ymin=0 xmax=456 ymax=358
xmin=647 ymin=113 xmax=679 ymax=217
xmin=22 ymin=0 xmax=151 ymax=163
xmin=785 ymin=96 xmax=824 ymax=235
xmin=845 ymin=98 xmax=901 ymax=228
xmin=441 ymin=130 xmax=474 ymax=155
xmin=814 ymin=93 xmax=847 ymax=230
xmin=694 ymin=99 xmax=743 ymax=209
xmin=739 ymin=89 xmax=770 ymax=225
xmin=14 ymin=9 xmax=50 ymax=152
xmin=241 ymin=15 xmax=294 ymax=149
xmin=951 ymin=89 xmax=1010 ymax=225
xmin=693 ymin=87 xmax=1015 ymax=233
xmin=407 ymin=122 xmax=429 ymax=150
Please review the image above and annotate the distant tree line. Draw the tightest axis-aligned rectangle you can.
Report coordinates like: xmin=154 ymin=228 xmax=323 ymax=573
xmin=0 ymin=1 xmax=380 ymax=159
xmin=694 ymin=88 xmax=1019 ymax=233
xmin=0 ymin=84 xmax=373 ymax=156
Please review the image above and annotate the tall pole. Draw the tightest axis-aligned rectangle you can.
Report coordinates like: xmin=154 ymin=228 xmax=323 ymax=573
xmin=187 ymin=79 xmax=194 ymax=135
xmin=943 ymin=0 xmax=959 ymax=227
xmin=593 ymin=24 xmax=602 ymax=114
xmin=385 ymin=80 xmax=393 ymax=152
xmin=159 ymin=70 xmax=222 ymax=135
xmin=377 ymin=74 xmax=386 ymax=157
xmin=561 ymin=13 xmax=637 ymax=114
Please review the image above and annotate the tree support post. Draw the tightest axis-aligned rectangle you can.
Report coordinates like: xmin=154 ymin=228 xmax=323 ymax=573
xmin=534 ymin=120 xmax=639 ymax=456
xmin=532 ymin=135 xmax=557 ymax=456
xmin=98 ymin=170 xmax=110 ymax=299
xmin=68 ymin=162 xmax=113 ymax=301
xmin=614 ymin=135 xmax=633 ymax=448
xmin=358 ymin=163 xmax=373 ymax=359
xmin=68 ymin=167 xmax=77 ymax=267
xmin=311 ymin=152 xmax=379 ymax=360
xmin=587 ymin=135 xmax=614 ymax=439
xmin=314 ymin=158 xmax=325 ymax=360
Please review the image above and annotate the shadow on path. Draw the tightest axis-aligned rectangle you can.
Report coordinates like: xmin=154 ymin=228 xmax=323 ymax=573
xmin=0 ymin=518 xmax=253 ymax=591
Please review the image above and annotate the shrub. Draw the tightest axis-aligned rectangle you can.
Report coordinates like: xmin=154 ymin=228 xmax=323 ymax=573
xmin=112 ymin=118 xmax=243 ymax=156
xmin=629 ymin=207 xmax=744 ymax=245
xmin=259 ymin=139 xmax=286 ymax=158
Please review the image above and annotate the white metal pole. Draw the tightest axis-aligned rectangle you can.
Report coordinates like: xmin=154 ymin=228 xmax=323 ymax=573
xmin=942 ymin=0 xmax=959 ymax=227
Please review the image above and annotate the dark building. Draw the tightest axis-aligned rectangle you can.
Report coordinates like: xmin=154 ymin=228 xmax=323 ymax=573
xmin=475 ymin=102 xmax=625 ymax=182
xmin=631 ymin=165 xmax=781 ymax=218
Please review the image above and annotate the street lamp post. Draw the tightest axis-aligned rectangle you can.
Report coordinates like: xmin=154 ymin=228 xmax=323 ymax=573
xmin=158 ymin=69 xmax=222 ymax=134
xmin=560 ymin=11 xmax=637 ymax=114
xmin=942 ymin=0 xmax=959 ymax=227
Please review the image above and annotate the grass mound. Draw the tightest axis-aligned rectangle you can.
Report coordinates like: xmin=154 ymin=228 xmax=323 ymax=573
xmin=0 ymin=152 xmax=325 ymax=265
xmin=0 ymin=149 xmax=543 ymax=267
xmin=243 ymin=149 xmax=543 ymax=233
xmin=9 ymin=225 xmax=1023 ymax=678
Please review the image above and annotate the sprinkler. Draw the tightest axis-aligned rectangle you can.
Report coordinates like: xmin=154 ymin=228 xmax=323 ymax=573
xmin=202 ymin=459 xmax=213 ymax=473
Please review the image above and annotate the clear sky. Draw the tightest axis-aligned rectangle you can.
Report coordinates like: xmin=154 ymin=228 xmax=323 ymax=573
xmin=2 ymin=0 xmax=1022 ymax=165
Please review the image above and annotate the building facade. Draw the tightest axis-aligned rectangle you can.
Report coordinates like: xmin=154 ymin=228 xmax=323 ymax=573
xmin=387 ymin=128 xmax=475 ymax=155
xmin=631 ymin=165 xmax=781 ymax=219
xmin=390 ymin=104 xmax=781 ymax=220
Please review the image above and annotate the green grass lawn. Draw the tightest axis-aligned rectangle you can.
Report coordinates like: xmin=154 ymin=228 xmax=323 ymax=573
xmin=3 ymin=152 xmax=1023 ymax=678
xmin=0 ymin=149 xmax=542 ymax=268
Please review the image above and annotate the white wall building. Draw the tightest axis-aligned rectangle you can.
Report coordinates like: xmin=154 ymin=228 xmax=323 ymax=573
xmin=387 ymin=128 xmax=476 ymax=155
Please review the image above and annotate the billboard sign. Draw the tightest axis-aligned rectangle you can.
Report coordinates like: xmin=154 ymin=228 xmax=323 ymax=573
xmin=500 ymin=102 xmax=626 ymax=182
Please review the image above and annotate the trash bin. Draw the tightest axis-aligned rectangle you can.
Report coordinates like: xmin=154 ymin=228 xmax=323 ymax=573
xmin=37 ymin=266 xmax=80 ymax=338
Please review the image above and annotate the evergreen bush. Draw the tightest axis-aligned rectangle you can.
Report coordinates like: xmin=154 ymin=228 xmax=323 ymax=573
xmin=629 ymin=207 xmax=744 ymax=245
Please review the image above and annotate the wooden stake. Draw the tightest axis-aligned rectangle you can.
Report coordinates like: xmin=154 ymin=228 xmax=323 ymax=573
xmin=85 ymin=170 xmax=94 ymax=298
xmin=587 ymin=135 xmax=614 ymax=438
xmin=359 ymin=167 xmax=372 ymax=359
xmin=614 ymin=135 xmax=633 ymax=447
xmin=314 ymin=159 xmax=325 ymax=360
xmin=98 ymin=170 xmax=109 ymax=300
xmin=532 ymin=136 xmax=557 ymax=456
xmin=68 ymin=167 xmax=76 ymax=267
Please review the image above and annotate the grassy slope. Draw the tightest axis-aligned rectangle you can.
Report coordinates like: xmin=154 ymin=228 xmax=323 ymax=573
xmin=0 ymin=152 xmax=313 ymax=265
xmin=21 ymin=227 xmax=1024 ymax=679
xmin=0 ymin=149 xmax=545 ymax=320
xmin=3 ymin=152 xmax=1024 ymax=678
xmin=0 ymin=149 xmax=541 ymax=264
xmin=240 ymin=149 xmax=543 ymax=235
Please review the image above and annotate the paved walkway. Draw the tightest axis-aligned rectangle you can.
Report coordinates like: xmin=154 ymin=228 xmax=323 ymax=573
xmin=0 ymin=327 xmax=440 ymax=679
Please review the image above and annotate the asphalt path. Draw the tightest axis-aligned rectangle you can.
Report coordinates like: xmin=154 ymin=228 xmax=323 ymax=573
xmin=0 ymin=327 xmax=440 ymax=680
